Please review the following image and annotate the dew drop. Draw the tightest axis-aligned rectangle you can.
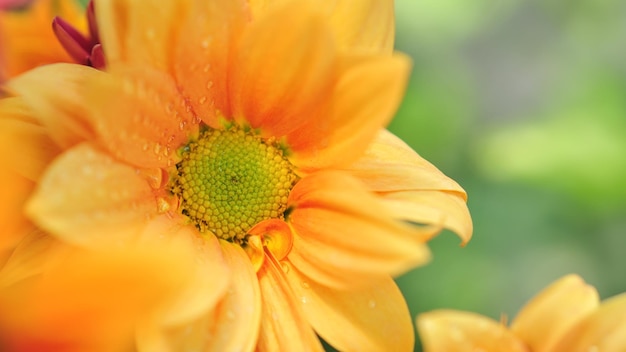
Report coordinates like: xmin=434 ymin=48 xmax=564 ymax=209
xmin=301 ymin=282 xmax=310 ymax=289
xmin=280 ymin=262 xmax=290 ymax=274
xmin=206 ymin=81 xmax=214 ymax=89
xmin=199 ymin=96 xmax=207 ymax=105
xmin=157 ymin=197 xmax=171 ymax=213
xmin=154 ymin=143 xmax=162 ymax=155
xmin=179 ymin=121 xmax=187 ymax=131
xmin=368 ymin=299 xmax=376 ymax=308
xmin=142 ymin=143 xmax=149 ymax=151
xmin=202 ymin=64 xmax=211 ymax=73
xmin=301 ymin=296 xmax=308 ymax=304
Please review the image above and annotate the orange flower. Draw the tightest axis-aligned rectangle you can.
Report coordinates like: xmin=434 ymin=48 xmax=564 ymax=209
xmin=417 ymin=274 xmax=626 ymax=352
xmin=0 ymin=0 xmax=86 ymax=80
xmin=2 ymin=0 xmax=472 ymax=350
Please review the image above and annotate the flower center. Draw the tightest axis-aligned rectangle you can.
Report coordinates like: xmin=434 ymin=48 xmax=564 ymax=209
xmin=172 ymin=127 xmax=296 ymax=241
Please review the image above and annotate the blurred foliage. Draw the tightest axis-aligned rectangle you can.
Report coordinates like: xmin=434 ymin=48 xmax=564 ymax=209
xmin=391 ymin=0 xmax=626 ymax=350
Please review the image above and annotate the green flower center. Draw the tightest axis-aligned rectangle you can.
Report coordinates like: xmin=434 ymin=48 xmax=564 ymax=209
xmin=172 ymin=128 xmax=296 ymax=241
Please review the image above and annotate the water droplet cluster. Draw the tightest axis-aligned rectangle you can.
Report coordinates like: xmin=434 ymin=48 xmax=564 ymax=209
xmin=172 ymin=128 xmax=296 ymax=241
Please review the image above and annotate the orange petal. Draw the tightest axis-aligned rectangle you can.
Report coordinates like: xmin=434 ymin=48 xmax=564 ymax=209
xmin=7 ymin=63 xmax=97 ymax=148
xmin=552 ymin=293 xmax=626 ymax=352
xmin=0 ymin=239 xmax=200 ymax=352
xmin=284 ymin=263 xmax=414 ymax=351
xmin=326 ymin=0 xmax=395 ymax=54
xmin=417 ymin=310 xmax=528 ymax=352
xmin=0 ymin=169 xmax=34 ymax=251
xmin=510 ymin=274 xmax=599 ymax=352
xmin=230 ymin=1 xmax=336 ymax=138
xmin=0 ymin=108 xmax=60 ymax=181
xmin=342 ymin=129 xmax=473 ymax=244
xmin=256 ymin=250 xmax=324 ymax=352
xmin=0 ymin=230 xmax=58 ymax=288
xmin=26 ymin=143 xmax=158 ymax=248
xmin=288 ymin=53 xmax=411 ymax=170
xmin=204 ymin=241 xmax=261 ymax=352
xmin=134 ymin=216 xmax=231 ymax=326
xmin=173 ymin=0 xmax=249 ymax=128
xmin=287 ymin=171 xmax=433 ymax=289
xmin=95 ymin=0 xmax=188 ymax=71
xmin=84 ymin=65 xmax=198 ymax=169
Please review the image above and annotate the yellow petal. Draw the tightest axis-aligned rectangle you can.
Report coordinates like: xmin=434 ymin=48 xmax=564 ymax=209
xmin=84 ymin=65 xmax=198 ymax=168
xmin=552 ymin=293 xmax=626 ymax=352
xmin=0 ymin=239 xmax=200 ymax=351
xmin=342 ymin=129 xmax=472 ymax=244
xmin=230 ymin=0 xmax=336 ymax=138
xmin=284 ymin=263 xmax=414 ymax=351
xmin=173 ymin=0 xmax=249 ymax=128
xmin=510 ymin=274 xmax=599 ymax=352
xmin=95 ymin=0 xmax=188 ymax=71
xmin=287 ymin=171 xmax=433 ymax=289
xmin=7 ymin=63 xmax=97 ymax=148
xmin=248 ymin=219 xmax=293 ymax=261
xmin=288 ymin=53 xmax=411 ymax=171
xmin=417 ymin=310 xmax=528 ymax=352
xmin=26 ymin=144 xmax=158 ymax=247
xmin=256 ymin=251 xmax=324 ymax=352
xmin=0 ymin=106 xmax=60 ymax=181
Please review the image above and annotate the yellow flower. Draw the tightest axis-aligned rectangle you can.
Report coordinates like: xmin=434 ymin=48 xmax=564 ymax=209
xmin=0 ymin=0 xmax=85 ymax=80
xmin=417 ymin=274 xmax=626 ymax=352
xmin=1 ymin=0 xmax=472 ymax=350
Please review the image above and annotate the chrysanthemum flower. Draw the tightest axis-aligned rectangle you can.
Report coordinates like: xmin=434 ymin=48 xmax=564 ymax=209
xmin=1 ymin=0 xmax=472 ymax=350
xmin=0 ymin=0 xmax=85 ymax=80
xmin=417 ymin=274 xmax=626 ymax=352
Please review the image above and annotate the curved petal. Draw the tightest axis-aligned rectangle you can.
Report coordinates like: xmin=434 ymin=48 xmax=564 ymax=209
xmin=0 ymin=238 xmax=201 ymax=352
xmin=343 ymin=129 xmax=466 ymax=193
xmin=173 ymin=0 xmax=249 ymax=128
xmin=26 ymin=143 xmax=158 ymax=248
xmin=84 ymin=65 xmax=198 ymax=168
xmin=552 ymin=293 xmax=626 ymax=352
xmin=381 ymin=191 xmax=473 ymax=245
xmin=510 ymin=274 xmax=599 ymax=352
xmin=342 ymin=129 xmax=472 ymax=244
xmin=284 ymin=262 xmax=414 ymax=351
xmin=256 ymin=250 xmax=324 ymax=352
xmin=7 ymin=64 xmax=97 ymax=148
xmin=230 ymin=1 xmax=336 ymax=138
xmin=95 ymin=0 xmax=188 ymax=71
xmin=417 ymin=310 xmax=528 ymax=352
xmin=287 ymin=171 xmax=434 ymax=289
xmin=288 ymin=53 xmax=411 ymax=171
xmin=0 ymin=109 xmax=60 ymax=181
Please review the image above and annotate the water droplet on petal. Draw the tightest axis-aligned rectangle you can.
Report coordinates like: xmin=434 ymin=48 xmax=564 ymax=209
xmin=301 ymin=296 xmax=308 ymax=304
xmin=154 ymin=143 xmax=162 ymax=155
xmin=206 ymin=81 xmax=214 ymax=89
xmin=280 ymin=262 xmax=290 ymax=274
xmin=203 ymin=64 xmax=211 ymax=73
xmin=142 ymin=143 xmax=149 ymax=151
xmin=157 ymin=197 xmax=171 ymax=213
xmin=199 ymin=96 xmax=207 ymax=105
xmin=301 ymin=282 xmax=310 ymax=289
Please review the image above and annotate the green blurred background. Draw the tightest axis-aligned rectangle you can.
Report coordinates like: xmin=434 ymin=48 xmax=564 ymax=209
xmin=390 ymin=0 xmax=626 ymax=350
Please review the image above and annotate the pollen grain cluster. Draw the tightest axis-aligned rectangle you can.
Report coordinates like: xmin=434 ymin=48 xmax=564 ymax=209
xmin=172 ymin=128 xmax=296 ymax=241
